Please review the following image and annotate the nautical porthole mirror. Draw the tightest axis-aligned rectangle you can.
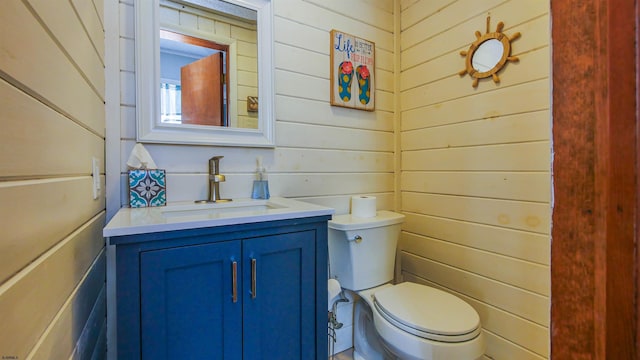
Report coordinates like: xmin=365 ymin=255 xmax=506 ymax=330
xmin=459 ymin=16 xmax=521 ymax=88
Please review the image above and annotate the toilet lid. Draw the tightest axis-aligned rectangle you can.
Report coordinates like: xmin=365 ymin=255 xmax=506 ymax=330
xmin=373 ymin=282 xmax=481 ymax=342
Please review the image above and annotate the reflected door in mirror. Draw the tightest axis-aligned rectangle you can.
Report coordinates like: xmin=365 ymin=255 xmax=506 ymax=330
xmin=181 ymin=53 xmax=225 ymax=126
xmin=160 ymin=30 xmax=230 ymax=126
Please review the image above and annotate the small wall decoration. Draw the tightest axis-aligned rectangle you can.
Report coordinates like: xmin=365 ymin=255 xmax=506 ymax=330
xmin=459 ymin=16 xmax=521 ymax=88
xmin=247 ymin=96 xmax=258 ymax=112
xmin=330 ymin=30 xmax=375 ymax=111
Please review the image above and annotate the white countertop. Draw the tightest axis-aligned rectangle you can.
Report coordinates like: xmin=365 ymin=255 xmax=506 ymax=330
xmin=103 ymin=197 xmax=334 ymax=238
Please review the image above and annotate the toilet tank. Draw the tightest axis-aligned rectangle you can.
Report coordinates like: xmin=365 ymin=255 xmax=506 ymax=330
xmin=328 ymin=211 xmax=405 ymax=291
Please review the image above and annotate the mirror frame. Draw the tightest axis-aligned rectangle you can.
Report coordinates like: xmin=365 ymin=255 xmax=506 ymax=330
xmin=136 ymin=0 xmax=275 ymax=147
xmin=458 ymin=16 xmax=521 ymax=88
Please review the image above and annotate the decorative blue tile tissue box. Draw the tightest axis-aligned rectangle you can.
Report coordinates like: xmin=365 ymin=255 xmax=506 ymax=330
xmin=128 ymin=169 xmax=166 ymax=207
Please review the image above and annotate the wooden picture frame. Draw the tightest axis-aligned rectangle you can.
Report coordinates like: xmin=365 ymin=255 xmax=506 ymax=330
xmin=330 ymin=30 xmax=375 ymax=111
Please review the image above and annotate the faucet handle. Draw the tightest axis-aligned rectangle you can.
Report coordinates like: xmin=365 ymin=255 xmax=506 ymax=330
xmin=209 ymin=156 xmax=224 ymax=174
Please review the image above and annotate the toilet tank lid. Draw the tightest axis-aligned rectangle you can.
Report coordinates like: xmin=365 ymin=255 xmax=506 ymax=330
xmin=328 ymin=210 xmax=405 ymax=230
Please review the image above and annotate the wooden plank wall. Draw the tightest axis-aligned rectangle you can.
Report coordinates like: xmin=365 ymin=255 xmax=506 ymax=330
xmin=0 ymin=0 xmax=106 ymax=359
xmin=115 ymin=0 xmax=396 ymax=214
xmin=399 ymin=1 xmax=551 ymax=359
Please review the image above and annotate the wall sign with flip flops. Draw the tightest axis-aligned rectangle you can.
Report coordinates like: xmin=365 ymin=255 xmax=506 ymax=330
xmin=330 ymin=29 xmax=375 ymax=111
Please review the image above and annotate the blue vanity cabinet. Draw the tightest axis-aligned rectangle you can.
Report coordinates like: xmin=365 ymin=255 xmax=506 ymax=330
xmin=140 ymin=240 xmax=243 ymax=359
xmin=110 ymin=216 xmax=330 ymax=360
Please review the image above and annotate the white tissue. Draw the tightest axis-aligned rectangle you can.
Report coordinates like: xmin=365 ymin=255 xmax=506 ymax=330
xmin=351 ymin=195 xmax=377 ymax=218
xmin=328 ymin=278 xmax=342 ymax=310
xmin=127 ymin=143 xmax=157 ymax=169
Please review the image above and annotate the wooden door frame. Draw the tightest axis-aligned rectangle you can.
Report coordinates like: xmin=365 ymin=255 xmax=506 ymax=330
xmin=551 ymin=0 xmax=638 ymax=358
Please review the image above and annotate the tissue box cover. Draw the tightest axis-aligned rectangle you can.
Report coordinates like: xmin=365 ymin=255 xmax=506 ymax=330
xmin=129 ymin=169 xmax=166 ymax=207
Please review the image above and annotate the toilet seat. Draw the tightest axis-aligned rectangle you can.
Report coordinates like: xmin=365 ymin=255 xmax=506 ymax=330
xmin=373 ymin=282 xmax=481 ymax=343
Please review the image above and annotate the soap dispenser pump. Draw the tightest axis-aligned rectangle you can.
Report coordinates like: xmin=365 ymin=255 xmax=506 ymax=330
xmin=251 ymin=156 xmax=270 ymax=199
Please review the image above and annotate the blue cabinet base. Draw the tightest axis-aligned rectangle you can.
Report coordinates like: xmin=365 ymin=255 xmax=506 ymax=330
xmin=110 ymin=216 xmax=330 ymax=359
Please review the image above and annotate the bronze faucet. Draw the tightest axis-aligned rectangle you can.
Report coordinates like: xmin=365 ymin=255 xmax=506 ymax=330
xmin=196 ymin=156 xmax=232 ymax=203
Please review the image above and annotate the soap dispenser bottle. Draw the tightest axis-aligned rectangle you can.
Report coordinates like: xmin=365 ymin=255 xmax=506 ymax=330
xmin=251 ymin=156 xmax=270 ymax=199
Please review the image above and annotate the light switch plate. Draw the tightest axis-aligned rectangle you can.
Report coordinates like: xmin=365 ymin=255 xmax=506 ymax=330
xmin=92 ymin=157 xmax=100 ymax=199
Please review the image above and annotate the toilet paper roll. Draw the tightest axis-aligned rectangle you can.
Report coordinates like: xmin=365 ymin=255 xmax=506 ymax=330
xmin=328 ymin=278 xmax=342 ymax=310
xmin=351 ymin=195 xmax=377 ymax=218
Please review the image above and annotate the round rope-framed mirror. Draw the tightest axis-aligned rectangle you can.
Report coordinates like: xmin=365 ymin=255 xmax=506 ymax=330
xmin=459 ymin=16 xmax=521 ymax=88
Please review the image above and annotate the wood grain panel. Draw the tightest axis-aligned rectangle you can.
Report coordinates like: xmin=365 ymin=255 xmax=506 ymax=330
xmin=401 ymin=171 xmax=549 ymax=203
xmin=120 ymin=172 xmax=394 ymax=205
xmin=273 ymin=173 xmax=394 ymax=197
xmin=0 ymin=78 xmax=104 ymax=178
xmin=237 ymin=69 xmax=257 ymax=87
xmin=0 ymin=178 xmax=105 ymax=283
xmin=119 ymin=37 xmax=135 ymax=72
xmin=551 ymin=0 xmax=638 ymax=358
xmin=403 ymin=15 xmax=550 ymax=84
xmin=402 ymin=111 xmax=550 ymax=151
xmin=276 ymin=96 xmax=394 ymax=131
xmin=274 ymin=16 xmax=328 ymax=54
xmin=402 ymin=41 xmax=549 ymax=95
xmin=401 ymin=1 xmax=548 ymax=71
xmin=275 ymin=43 xmax=327 ymax=78
xmin=275 ymin=68 xmax=327 ymax=101
xmin=401 ymin=0 xmax=503 ymax=49
xmin=482 ymin=330 xmax=546 ymax=360
xmin=27 ymin=252 xmax=106 ymax=360
xmin=402 ymin=142 xmax=550 ymax=172
xmin=402 ymin=232 xmax=549 ymax=295
xmin=27 ymin=0 xmax=105 ymax=98
xmin=400 ymin=0 xmax=451 ymax=31
xmin=401 ymin=47 xmax=549 ymax=112
xmin=402 ymin=213 xmax=549 ymax=265
xmin=93 ymin=0 xmax=104 ymax=28
xmin=277 ymin=122 xmax=394 ymax=151
xmin=70 ymin=284 xmax=107 ymax=359
xmin=120 ymin=140 xmax=393 ymax=173
xmin=237 ymin=40 xmax=257 ymax=57
xmin=402 ymin=192 xmax=549 ymax=234
xmin=297 ymin=193 xmax=395 ymax=216
xmin=230 ymin=26 xmax=257 ymax=43
xmin=273 ymin=0 xmax=394 ymax=51
xmin=402 ymin=79 xmax=549 ymax=131
xmin=403 ymin=273 xmax=548 ymax=357
xmin=401 ymin=253 xmax=549 ymax=326
xmin=304 ymin=0 xmax=394 ymax=32
xmin=0 ymin=214 xmax=105 ymax=359
xmin=0 ymin=1 xmax=104 ymax=136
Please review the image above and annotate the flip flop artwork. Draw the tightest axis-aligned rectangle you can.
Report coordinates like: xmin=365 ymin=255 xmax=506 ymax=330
xmin=330 ymin=30 xmax=375 ymax=111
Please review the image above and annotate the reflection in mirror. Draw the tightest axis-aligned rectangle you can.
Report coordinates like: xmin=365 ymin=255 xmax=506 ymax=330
xmin=160 ymin=30 xmax=230 ymax=126
xmin=135 ymin=0 xmax=275 ymax=147
xmin=471 ymin=39 xmax=504 ymax=73
xmin=160 ymin=1 xmax=258 ymax=129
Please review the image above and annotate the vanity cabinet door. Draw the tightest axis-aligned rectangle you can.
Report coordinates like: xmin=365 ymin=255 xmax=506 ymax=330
xmin=242 ymin=230 xmax=316 ymax=360
xmin=140 ymin=241 xmax=242 ymax=360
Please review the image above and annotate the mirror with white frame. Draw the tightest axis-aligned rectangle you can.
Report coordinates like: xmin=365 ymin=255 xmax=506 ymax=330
xmin=136 ymin=0 xmax=275 ymax=147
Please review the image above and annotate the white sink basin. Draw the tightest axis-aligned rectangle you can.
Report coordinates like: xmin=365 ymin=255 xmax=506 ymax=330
xmin=103 ymin=197 xmax=334 ymax=238
xmin=160 ymin=200 xmax=285 ymax=218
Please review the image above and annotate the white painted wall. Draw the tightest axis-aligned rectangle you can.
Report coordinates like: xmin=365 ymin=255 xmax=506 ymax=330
xmin=399 ymin=1 xmax=551 ymax=359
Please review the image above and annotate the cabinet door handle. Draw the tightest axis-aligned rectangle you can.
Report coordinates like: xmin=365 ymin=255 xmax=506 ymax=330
xmin=232 ymin=261 xmax=238 ymax=303
xmin=251 ymin=258 xmax=257 ymax=299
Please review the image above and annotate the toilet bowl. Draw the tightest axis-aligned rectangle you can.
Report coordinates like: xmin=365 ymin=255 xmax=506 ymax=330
xmin=328 ymin=211 xmax=485 ymax=360
xmin=355 ymin=283 xmax=484 ymax=360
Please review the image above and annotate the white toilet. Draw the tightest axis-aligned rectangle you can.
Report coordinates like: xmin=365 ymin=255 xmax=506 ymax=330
xmin=328 ymin=211 xmax=485 ymax=360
